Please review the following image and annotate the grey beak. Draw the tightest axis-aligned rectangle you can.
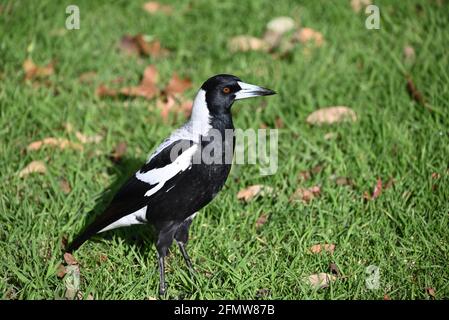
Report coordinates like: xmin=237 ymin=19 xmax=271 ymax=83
xmin=235 ymin=81 xmax=276 ymax=100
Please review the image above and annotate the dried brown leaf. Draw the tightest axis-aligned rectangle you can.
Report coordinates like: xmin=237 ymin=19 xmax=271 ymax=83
xmin=111 ymin=141 xmax=127 ymax=163
xmin=27 ymin=137 xmax=83 ymax=152
xmin=351 ymin=0 xmax=372 ymax=13
xmin=156 ymin=95 xmax=177 ymax=122
xmin=310 ymin=243 xmax=336 ymax=254
xmin=406 ymin=77 xmax=426 ymax=106
xmin=119 ymin=35 xmax=141 ymax=56
xmin=75 ymin=132 xmax=103 ymax=144
xmin=306 ymin=106 xmax=357 ymax=125
xmin=120 ymin=34 xmax=169 ymax=58
xmin=297 ymin=170 xmax=311 ymax=182
xmin=372 ymin=178 xmax=382 ymax=199
xmin=403 ymin=45 xmax=416 ymax=64
xmin=56 ymin=264 xmax=67 ymax=278
xmin=59 ymin=178 xmax=71 ymax=194
xmin=120 ymin=65 xmax=159 ymax=100
xmin=255 ymin=213 xmax=268 ymax=229
xmin=306 ymin=273 xmax=336 ymax=289
xmin=23 ymin=58 xmax=54 ymax=81
xmin=143 ymin=1 xmax=173 ymax=15
xmin=426 ymin=287 xmax=436 ymax=298
xmin=289 ymin=186 xmax=321 ymax=203
xmin=96 ymin=84 xmax=118 ymax=97
xmin=135 ymin=35 xmax=169 ymax=57
xmin=79 ymin=71 xmax=97 ymax=84
xmin=164 ymin=73 xmax=192 ymax=96
xmin=228 ymin=36 xmax=269 ymax=52
xmin=294 ymin=28 xmax=324 ymax=47
xmin=237 ymin=185 xmax=273 ymax=202
xmin=19 ymin=160 xmax=47 ymax=178
xmin=64 ymin=252 xmax=78 ymax=265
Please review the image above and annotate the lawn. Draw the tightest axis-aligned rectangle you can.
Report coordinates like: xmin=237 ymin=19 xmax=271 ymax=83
xmin=0 ymin=0 xmax=448 ymax=300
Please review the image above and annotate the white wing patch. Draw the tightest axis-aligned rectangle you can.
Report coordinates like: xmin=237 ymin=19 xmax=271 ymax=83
xmin=136 ymin=144 xmax=198 ymax=197
xmin=98 ymin=206 xmax=147 ymax=233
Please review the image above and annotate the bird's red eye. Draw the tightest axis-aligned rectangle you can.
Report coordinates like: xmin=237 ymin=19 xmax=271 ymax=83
xmin=223 ymin=87 xmax=231 ymax=94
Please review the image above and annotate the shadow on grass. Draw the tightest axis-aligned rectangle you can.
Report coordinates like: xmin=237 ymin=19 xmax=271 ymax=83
xmin=69 ymin=156 xmax=157 ymax=257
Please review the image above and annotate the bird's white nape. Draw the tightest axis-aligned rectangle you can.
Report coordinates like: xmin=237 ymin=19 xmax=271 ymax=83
xmin=190 ymin=89 xmax=212 ymax=135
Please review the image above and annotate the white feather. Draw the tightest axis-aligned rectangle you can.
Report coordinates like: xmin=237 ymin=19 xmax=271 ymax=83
xmin=98 ymin=206 xmax=147 ymax=233
xmin=136 ymin=144 xmax=198 ymax=196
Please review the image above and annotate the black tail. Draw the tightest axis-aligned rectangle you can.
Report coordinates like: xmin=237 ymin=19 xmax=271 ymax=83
xmin=65 ymin=205 xmax=123 ymax=253
xmin=66 ymin=224 xmax=99 ymax=253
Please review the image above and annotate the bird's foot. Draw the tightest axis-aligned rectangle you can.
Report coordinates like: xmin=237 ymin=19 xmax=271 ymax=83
xmin=159 ymin=282 xmax=167 ymax=297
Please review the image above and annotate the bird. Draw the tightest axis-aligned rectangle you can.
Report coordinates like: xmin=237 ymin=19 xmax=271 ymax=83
xmin=66 ymin=74 xmax=276 ymax=295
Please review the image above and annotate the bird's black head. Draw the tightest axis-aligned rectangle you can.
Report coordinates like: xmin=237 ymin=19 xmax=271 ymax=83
xmin=200 ymin=74 xmax=276 ymax=115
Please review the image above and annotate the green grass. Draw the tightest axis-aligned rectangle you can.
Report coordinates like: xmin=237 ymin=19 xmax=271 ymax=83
xmin=1 ymin=0 xmax=449 ymax=300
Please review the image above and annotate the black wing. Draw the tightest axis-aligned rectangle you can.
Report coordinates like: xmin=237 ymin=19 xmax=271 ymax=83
xmin=66 ymin=139 xmax=194 ymax=252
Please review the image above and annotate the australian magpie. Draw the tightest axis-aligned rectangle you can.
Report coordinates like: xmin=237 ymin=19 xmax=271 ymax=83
xmin=66 ymin=74 xmax=275 ymax=295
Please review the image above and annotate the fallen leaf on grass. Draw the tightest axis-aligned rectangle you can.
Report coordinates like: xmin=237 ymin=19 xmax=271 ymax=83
xmin=406 ymin=76 xmax=426 ymax=106
xmin=56 ymin=264 xmax=67 ymax=278
xmin=263 ymin=16 xmax=296 ymax=48
xmin=289 ymin=186 xmax=321 ymax=203
xmin=293 ymin=28 xmax=324 ymax=47
xmin=363 ymin=178 xmax=382 ymax=201
xmin=96 ymin=84 xmax=118 ymax=98
xmin=120 ymin=65 xmax=159 ymax=100
xmin=305 ymin=273 xmax=336 ymax=289
xmin=306 ymin=106 xmax=357 ymax=125
xmin=64 ymin=252 xmax=78 ymax=265
xmin=75 ymin=132 xmax=103 ymax=144
xmin=255 ymin=213 xmax=268 ymax=229
xmin=275 ymin=117 xmax=284 ymax=128
xmin=425 ymin=287 xmax=436 ymax=298
xmin=403 ymin=45 xmax=416 ymax=64
xmin=372 ymin=178 xmax=382 ymax=199
xmin=156 ymin=95 xmax=176 ymax=122
xmin=310 ymin=243 xmax=336 ymax=254
xmin=19 ymin=160 xmax=47 ymax=178
xmin=110 ymin=141 xmax=127 ymax=163
xmin=136 ymin=36 xmax=169 ymax=58
xmin=64 ymin=265 xmax=80 ymax=300
xmin=23 ymin=58 xmax=54 ymax=81
xmin=96 ymin=65 xmax=159 ymax=100
xmin=237 ymin=185 xmax=274 ymax=202
xmin=119 ymin=34 xmax=168 ymax=58
xmin=164 ymin=73 xmax=192 ymax=96
xmin=297 ymin=170 xmax=311 ymax=182
xmin=59 ymin=178 xmax=71 ymax=194
xmin=27 ymin=137 xmax=83 ymax=152
xmin=350 ymin=0 xmax=372 ymax=13
xmin=143 ymin=1 xmax=173 ymax=15
xmin=78 ymin=71 xmax=97 ymax=84
xmin=228 ymin=36 xmax=269 ymax=53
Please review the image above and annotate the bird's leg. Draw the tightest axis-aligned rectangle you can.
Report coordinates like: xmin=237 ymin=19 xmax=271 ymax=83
xmin=156 ymin=225 xmax=178 ymax=297
xmin=174 ymin=217 xmax=194 ymax=271
xmin=176 ymin=241 xmax=193 ymax=270
xmin=157 ymin=252 xmax=166 ymax=296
